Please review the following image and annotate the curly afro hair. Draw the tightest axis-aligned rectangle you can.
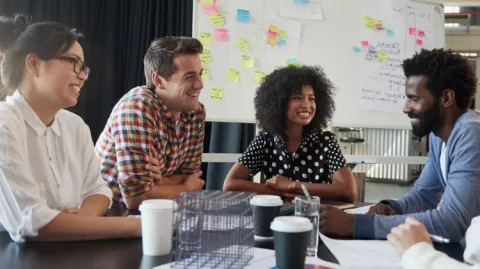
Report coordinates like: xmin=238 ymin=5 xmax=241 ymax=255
xmin=402 ymin=48 xmax=477 ymax=109
xmin=254 ymin=65 xmax=336 ymax=138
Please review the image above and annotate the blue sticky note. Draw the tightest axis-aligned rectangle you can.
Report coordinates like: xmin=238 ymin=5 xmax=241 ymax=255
xmin=294 ymin=0 xmax=309 ymax=3
xmin=368 ymin=45 xmax=376 ymax=51
xmin=277 ymin=38 xmax=287 ymax=45
xmin=288 ymin=58 xmax=297 ymax=64
xmin=387 ymin=29 xmax=395 ymax=36
xmin=237 ymin=9 xmax=251 ymax=23
xmin=353 ymin=45 xmax=362 ymax=53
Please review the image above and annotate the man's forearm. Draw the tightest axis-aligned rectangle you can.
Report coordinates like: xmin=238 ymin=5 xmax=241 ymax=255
xmin=124 ymin=184 xmax=191 ymax=209
xmin=80 ymin=194 xmax=110 ymax=216
xmin=160 ymin=174 xmax=189 ymax=185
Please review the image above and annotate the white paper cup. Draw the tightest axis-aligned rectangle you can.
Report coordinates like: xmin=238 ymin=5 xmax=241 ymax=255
xmin=139 ymin=199 xmax=175 ymax=256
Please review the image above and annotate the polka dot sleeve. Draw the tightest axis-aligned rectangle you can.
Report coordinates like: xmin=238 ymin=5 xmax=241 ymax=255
xmin=325 ymin=133 xmax=348 ymax=177
xmin=238 ymin=133 xmax=267 ymax=176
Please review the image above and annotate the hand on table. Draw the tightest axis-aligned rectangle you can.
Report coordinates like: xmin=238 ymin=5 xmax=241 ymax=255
xmin=387 ymin=217 xmax=432 ymax=256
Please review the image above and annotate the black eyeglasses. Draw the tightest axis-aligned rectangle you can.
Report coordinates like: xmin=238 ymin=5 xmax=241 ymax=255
xmin=53 ymin=55 xmax=91 ymax=80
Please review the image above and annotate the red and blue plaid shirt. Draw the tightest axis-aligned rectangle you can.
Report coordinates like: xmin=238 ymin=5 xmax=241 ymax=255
xmin=95 ymin=86 xmax=205 ymax=204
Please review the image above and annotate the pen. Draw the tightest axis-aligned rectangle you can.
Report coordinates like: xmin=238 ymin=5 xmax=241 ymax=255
xmin=430 ymin=234 xmax=450 ymax=243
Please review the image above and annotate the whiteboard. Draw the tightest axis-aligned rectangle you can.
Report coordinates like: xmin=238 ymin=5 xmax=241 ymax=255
xmin=193 ymin=0 xmax=444 ymax=129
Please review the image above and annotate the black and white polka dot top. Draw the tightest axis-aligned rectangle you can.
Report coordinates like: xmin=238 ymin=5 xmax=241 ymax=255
xmin=238 ymin=130 xmax=347 ymax=183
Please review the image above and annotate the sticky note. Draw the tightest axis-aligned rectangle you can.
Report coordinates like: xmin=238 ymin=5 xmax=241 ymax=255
xmin=241 ymin=55 xmax=255 ymax=68
xmin=210 ymin=87 xmax=224 ymax=100
xmin=377 ymin=51 xmax=388 ymax=61
xmin=237 ymin=9 xmax=251 ymax=23
xmin=364 ymin=16 xmax=383 ymax=30
xmin=375 ymin=24 xmax=384 ymax=30
xmin=210 ymin=13 xmax=224 ymax=26
xmin=294 ymin=0 xmax=309 ymax=3
xmin=418 ymin=30 xmax=425 ymax=37
xmin=286 ymin=58 xmax=299 ymax=67
xmin=214 ymin=28 xmax=228 ymax=41
xmin=386 ymin=29 xmax=395 ymax=36
xmin=416 ymin=39 xmax=423 ymax=45
xmin=201 ymin=67 xmax=210 ymax=81
xmin=277 ymin=38 xmax=287 ymax=45
xmin=227 ymin=68 xmax=240 ymax=83
xmin=368 ymin=45 xmax=376 ymax=52
xmin=409 ymin=27 xmax=416 ymax=35
xmin=201 ymin=0 xmax=214 ymax=6
xmin=200 ymin=49 xmax=212 ymax=64
xmin=278 ymin=30 xmax=288 ymax=39
xmin=353 ymin=46 xmax=362 ymax=53
xmin=236 ymin=37 xmax=250 ymax=52
xmin=268 ymin=36 xmax=277 ymax=45
xmin=199 ymin=32 xmax=213 ymax=46
xmin=269 ymin=24 xmax=279 ymax=33
xmin=254 ymin=70 xmax=266 ymax=83
xmin=203 ymin=5 xmax=218 ymax=15
xmin=268 ymin=30 xmax=278 ymax=37
xmin=361 ymin=40 xmax=369 ymax=47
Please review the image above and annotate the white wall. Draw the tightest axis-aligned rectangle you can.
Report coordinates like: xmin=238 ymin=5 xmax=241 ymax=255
xmin=445 ymin=26 xmax=480 ymax=51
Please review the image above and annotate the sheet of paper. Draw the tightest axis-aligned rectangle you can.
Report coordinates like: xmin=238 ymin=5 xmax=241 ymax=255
xmin=320 ymin=234 xmax=401 ymax=269
xmin=344 ymin=205 xmax=372 ymax=214
xmin=214 ymin=28 xmax=228 ymax=41
xmin=210 ymin=13 xmax=224 ymax=26
xmin=153 ymin=247 xmax=343 ymax=269
xmin=210 ymin=87 xmax=224 ymax=100
xmin=227 ymin=68 xmax=240 ymax=83
xmin=278 ymin=0 xmax=323 ymax=20
xmin=199 ymin=32 xmax=213 ymax=46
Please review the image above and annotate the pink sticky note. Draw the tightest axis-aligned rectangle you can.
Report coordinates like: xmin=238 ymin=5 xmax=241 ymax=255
xmin=214 ymin=28 xmax=229 ymax=41
xmin=361 ymin=40 xmax=369 ymax=47
xmin=203 ymin=5 xmax=218 ymax=15
xmin=375 ymin=24 xmax=384 ymax=30
xmin=409 ymin=27 xmax=416 ymax=35
xmin=416 ymin=39 xmax=423 ymax=45
xmin=418 ymin=30 xmax=425 ymax=37
xmin=268 ymin=30 xmax=278 ymax=37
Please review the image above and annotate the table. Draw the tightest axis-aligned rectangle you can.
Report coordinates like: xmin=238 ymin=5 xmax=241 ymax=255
xmin=0 ymin=205 xmax=465 ymax=269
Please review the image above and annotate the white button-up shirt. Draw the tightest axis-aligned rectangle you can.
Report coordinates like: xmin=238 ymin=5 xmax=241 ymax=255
xmin=0 ymin=91 xmax=112 ymax=242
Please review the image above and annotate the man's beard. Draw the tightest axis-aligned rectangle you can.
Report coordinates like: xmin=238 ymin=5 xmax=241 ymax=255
xmin=408 ymin=101 xmax=440 ymax=138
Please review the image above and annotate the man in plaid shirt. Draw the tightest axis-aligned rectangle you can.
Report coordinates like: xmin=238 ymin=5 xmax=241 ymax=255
xmin=95 ymin=37 xmax=205 ymax=209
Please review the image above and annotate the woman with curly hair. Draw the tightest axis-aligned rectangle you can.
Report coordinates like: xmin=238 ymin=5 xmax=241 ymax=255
xmin=224 ymin=65 xmax=357 ymax=202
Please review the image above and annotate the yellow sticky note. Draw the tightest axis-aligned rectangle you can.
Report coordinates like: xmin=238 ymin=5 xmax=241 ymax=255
xmin=200 ymin=49 xmax=212 ymax=64
xmin=268 ymin=36 xmax=277 ymax=45
xmin=200 ymin=32 xmax=213 ymax=46
xmin=201 ymin=67 xmax=210 ymax=81
xmin=210 ymin=13 xmax=224 ymax=26
xmin=377 ymin=51 xmax=388 ymax=61
xmin=269 ymin=24 xmax=279 ymax=33
xmin=278 ymin=30 xmax=287 ymax=39
xmin=241 ymin=55 xmax=255 ymax=68
xmin=210 ymin=87 xmax=224 ymax=100
xmin=201 ymin=0 xmax=214 ymax=6
xmin=236 ymin=37 xmax=250 ymax=52
xmin=226 ymin=68 xmax=240 ymax=83
xmin=254 ymin=70 xmax=266 ymax=83
xmin=364 ymin=16 xmax=375 ymax=29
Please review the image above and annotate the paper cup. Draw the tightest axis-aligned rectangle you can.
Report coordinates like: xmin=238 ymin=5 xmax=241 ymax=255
xmin=250 ymin=195 xmax=283 ymax=238
xmin=139 ymin=199 xmax=175 ymax=256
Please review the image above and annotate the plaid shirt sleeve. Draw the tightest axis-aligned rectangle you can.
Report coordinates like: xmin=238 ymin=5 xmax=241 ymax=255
xmin=110 ymin=97 xmax=158 ymax=198
xmin=177 ymin=105 xmax=206 ymax=174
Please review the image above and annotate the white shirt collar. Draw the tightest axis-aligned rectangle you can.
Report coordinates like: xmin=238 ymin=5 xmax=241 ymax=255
xmin=7 ymin=91 xmax=61 ymax=137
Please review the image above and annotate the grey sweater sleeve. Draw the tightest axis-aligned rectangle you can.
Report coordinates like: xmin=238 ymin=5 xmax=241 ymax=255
xmin=354 ymin=124 xmax=480 ymax=242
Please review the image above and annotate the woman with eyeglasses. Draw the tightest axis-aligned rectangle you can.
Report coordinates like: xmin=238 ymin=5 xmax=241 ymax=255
xmin=0 ymin=14 xmax=142 ymax=242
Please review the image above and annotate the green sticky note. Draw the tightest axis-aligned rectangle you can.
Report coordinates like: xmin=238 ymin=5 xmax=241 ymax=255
xmin=210 ymin=13 xmax=224 ymax=26
xmin=377 ymin=51 xmax=388 ymax=61
xmin=254 ymin=70 xmax=266 ymax=83
xmin=201 ymin=0 xmax=214 ymax=6
xmin=200 ymin=49 xmax=212 ymax=64
xmin=236 ymin=37 xmax=250 ymax=52
xmin=200 ymin=32 xmax=213 ymax=46
xmin=201 ymin=67 xmax=210 ymax=81
xmin=210 ymin=87 xmax=224 ymax=100
xmin=226 ymin=68 xmax=240 ymax=83
xmin=241 ymin=55 xmax=255 ymax=68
